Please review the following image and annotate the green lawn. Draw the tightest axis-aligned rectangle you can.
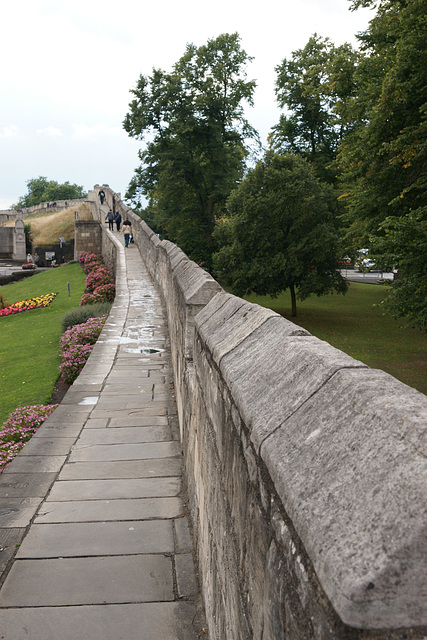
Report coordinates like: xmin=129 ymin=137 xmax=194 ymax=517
xmin=0 ymin=264 xmax=86 ymax=425
xmin=244 ymin=282 xmax=427 ymax=396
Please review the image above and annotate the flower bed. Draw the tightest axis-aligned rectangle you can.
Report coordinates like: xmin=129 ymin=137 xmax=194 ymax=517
xmin=0 ymin=404 xmax=58 ymax=472
xmin=0 ymin=293 xmax=57 ymax=318
xmin=78 ymin=252 xmax=116 ymax=306
xmin=59 ymin=315 xmax=107 ymax=383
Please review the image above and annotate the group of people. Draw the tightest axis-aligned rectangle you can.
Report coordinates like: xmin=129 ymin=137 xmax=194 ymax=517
xmin=105 ymin=210 xmax=133 ymax=248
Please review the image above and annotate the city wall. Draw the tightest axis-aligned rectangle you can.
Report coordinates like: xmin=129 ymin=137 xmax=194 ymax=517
xmin=0 ymin=199 xmax=86 ymax=225
xmin=88 ymin=186 xmax=427 ymax=640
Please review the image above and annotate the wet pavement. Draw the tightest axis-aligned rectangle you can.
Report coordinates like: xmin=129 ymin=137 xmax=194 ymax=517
xmin=0 ymin=233 xmax=204 ymax=639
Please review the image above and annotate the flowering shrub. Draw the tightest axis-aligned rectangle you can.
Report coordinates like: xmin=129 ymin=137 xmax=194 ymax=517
xmin=0 ymin=404 xmax=58 ymax=472
xmin=84 ymin=256 xmax=104 ymax=273
xmin=0 ymin=293 xmax=57 ymax=318
xmin=78 ymin=251 xmax=96 ymax=267
xmin=79 ymin=293 xmax=96 ymax=306
xmin=93 ymin=283 xmax=116 ymax=302
xmin=59 ymin=316 xmax=106 ymax=383
xmin=78 ymin=251 xmax=103 ymax=273
xmin=78 ymin=252 xmax=115 ymax=307
xmin=85 ymin=265 xmax=114 ymax=292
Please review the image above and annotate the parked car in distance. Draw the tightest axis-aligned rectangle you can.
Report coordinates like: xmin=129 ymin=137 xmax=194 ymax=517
xmin=357 ymin=258 xmax=376 ymax=271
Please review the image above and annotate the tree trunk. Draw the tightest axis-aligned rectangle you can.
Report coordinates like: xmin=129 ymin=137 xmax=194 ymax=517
xmin=290 ymin=283 xmax=297 ymax=317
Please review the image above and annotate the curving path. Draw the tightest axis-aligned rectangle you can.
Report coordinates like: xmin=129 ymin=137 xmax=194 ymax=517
xmin=0 ymin=233 xmax=203 ymax=639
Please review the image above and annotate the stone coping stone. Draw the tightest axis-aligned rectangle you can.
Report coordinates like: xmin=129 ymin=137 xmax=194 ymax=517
xmin=173 ymin=259 xmax=222 ymax=306
xmin=139 ymin=218 xmax=156 ymax=239
xmin=217 ymin=318 xmax=366 ymax=452
xmin=0 ymin=602 xmax=199 ymax=640
xmin=261 ymin=367 xmax=427 ymax=629
xmin=196 ymin=291 xmax=308 ymax=363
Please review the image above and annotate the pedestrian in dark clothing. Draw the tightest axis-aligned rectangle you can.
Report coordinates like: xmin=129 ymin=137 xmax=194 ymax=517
xmin=98 ymin=189 xmax=106 ymax=205
xmin=105 ymin=209 xmax=114 ymax=231
xmin=114 ymin=212 xmax=122 ymax=231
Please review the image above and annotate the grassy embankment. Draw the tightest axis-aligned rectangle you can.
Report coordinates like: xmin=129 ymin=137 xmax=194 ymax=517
xmin=0 ymin=263 xmax=86 ymax=425
xmin=0 ymin=202 xmax=91 ymax=244
xmin=244 ymin=283 xmax=427 ymax=395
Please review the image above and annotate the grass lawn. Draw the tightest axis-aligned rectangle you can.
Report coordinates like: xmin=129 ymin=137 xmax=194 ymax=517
xmin=244 ymin=281 xmax=427 ymax=396
xmin=0 ymin=263 xmax=86 ymax=425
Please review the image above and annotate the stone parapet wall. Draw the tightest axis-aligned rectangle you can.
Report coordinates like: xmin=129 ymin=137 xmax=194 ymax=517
xmin=95 ymin=187 xmax=427 ymax=639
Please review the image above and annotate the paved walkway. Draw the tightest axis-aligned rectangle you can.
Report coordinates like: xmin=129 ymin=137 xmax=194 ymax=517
xmin=0 ymin=234 xmax=204 ymax=639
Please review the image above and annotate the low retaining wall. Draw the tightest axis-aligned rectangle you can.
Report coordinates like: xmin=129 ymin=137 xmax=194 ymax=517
xmin=93 ymin=186 xmax=427 ymax=639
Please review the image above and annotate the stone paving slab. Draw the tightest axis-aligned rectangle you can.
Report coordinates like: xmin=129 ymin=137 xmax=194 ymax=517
xmin=176 ymin=553 xmax=198 ymax=597
xmin=0 ymin=498 xmax=43 ymax=527
xmin=92 ymin=401 xmax=168 ymax=413
xmin=107 ymin=415 xmax=169 ymax=427
xmin=30 ymin=422 xmax=84 ymax=438
xmin=0 ymin=555 xmax=174 ymax=606
xmin=0 ymin=602 xmax=199 ymax=640
xmin=76 ymin=425 xmax=172 ymax=444
xmin=18 ymin=437 xmax=77 ymax=456
xmin=0 ymin=529 xmax=26 ymax=575
xmin=58 ymin=457 xmax=182 ymax=480
xmin=46 ymin=477 xmax=181 ymax=501
xmin=69 ymin=441 xmax=181 ymax=462
xmin=16 ymin=520 xmax=174 ymax=557
xmin=0 ymin=472 xmax=57 ymax=498
xmin=35 ymin=497 xmax=183 ymax=523
xmin=0 ymin=455 xmax=66 ymax=473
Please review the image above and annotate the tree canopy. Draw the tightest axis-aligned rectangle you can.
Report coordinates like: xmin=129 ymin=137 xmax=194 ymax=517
xmin=212 ymin=152 xmax=347 ymax=316
xmin=16 ymin=177 xmax=87 ymax=209
xmin=271 ymin=34 xmax=360 ymax=182
xmin=123 ymin=33 xmax=258 ymax=267
xmin=336 ymin=0 xmax=427 ymax=328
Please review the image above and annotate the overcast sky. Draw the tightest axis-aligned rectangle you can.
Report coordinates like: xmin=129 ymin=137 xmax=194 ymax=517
xmin=0 ymin=0 xmax=374 ymax=210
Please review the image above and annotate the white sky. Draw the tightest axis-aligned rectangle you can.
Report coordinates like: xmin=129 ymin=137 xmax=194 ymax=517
xmin=0 ymin=0 xmax=375 ymax=209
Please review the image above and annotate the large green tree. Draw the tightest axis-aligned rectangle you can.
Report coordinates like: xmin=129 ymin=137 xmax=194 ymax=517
xmin=123 ymin=33 xmax=258 ymax=267
xmin=212 ymin=152 xmax=347 ymax=316
xmin=337 ymin=0 xmax=427 ymax=328
xmin=271 ymin=34 xmax=360 ymax=182
xmin=16 ymin=177 xmax=87 ymax=209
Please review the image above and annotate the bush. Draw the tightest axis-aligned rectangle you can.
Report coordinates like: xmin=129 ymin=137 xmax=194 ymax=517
xmin=79 ymin=293 xmax=96 ymax=306
xmin=59 ymin=316 xmax=106 ymax=383
xmin=93 ymin=283 xmax=116 ymax=302
xmin=62 ymin=302 xmax=113 ymax=331
xmin=84 ymin=255 xmax=104 ymax=273
xmin=85 ymin=265 xmax=114 ymax=292
xmin=0 ymin=404 xmax=58 ymax=472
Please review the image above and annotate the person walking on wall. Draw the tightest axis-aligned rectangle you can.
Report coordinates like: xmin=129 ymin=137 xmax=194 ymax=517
xmin=105 ymin=209 xmax=114 ymax=231
xmin=98 ymin=189 xmax=106 ymax=205
xmin=114 ymin=211 xmax=122 ymax=232
xmin=122 ymin=217 xmax=132 ymax=248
